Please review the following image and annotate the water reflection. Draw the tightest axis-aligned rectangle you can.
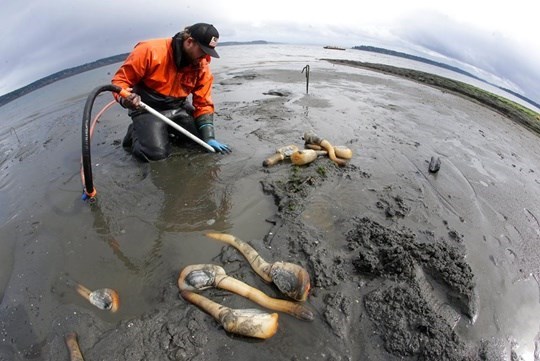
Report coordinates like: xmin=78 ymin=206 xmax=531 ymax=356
xmin=88 ymin=149 xmax=232 ymax=277
xmin=91 ymin=205 xmax=141 ymax=273
xmin=150 ymin=152 xmax=232 ymax=233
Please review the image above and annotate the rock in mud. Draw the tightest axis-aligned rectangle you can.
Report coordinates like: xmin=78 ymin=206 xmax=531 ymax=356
xmin=429 ymin=156 xmax=441 ymax=173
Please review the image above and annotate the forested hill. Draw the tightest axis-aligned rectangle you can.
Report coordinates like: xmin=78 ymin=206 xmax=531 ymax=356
xmin=0 ymin=53 xmax=129 ymax=107
xmin=353 ymin=45 xmax=540 ymax=110
xmin=0 ymin=41 xmax=270 ymax=107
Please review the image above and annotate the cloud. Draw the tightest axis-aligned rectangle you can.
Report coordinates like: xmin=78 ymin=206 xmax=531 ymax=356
xmin=392 ymin=10 xmax=540 ymax=102
xmin=0 ymin=1 xmax=207 ymax=95
xmin=1 ymin=1 xmax=539 ymax=106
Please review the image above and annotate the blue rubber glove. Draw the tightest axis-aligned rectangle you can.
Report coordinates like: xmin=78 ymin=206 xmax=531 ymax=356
xmin=207 ymin=139 xmax=231 ymax=154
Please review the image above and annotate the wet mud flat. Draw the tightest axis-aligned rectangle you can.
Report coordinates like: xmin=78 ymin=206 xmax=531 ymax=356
xmin=324 ymin=59 xmax=540 ymax=135
xmin=41 ymin=166 xmax=484 ymax=361
xmin=2 ymin=49 xmax=540 ymax=361
xmin=42 ymin=164 xmax=511 ymax=360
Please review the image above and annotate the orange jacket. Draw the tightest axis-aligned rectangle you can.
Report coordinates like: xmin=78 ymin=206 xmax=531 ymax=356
xmin=112 ymin=38 xmax=214 ymax=119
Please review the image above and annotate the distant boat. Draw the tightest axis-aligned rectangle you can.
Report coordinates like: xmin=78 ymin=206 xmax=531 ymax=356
xmin=324 ymin=46 xmax=346 ymax=50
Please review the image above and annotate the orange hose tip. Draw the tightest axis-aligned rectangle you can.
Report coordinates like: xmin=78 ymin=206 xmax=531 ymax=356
xmin=119 ymin=89 xmax=131 ymax=98
xmin=84 ymin=188 xmax=97 ymax=198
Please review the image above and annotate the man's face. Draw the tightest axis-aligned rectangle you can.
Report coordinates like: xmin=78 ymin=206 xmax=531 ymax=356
xmin=184 ymin=37 xmax=206 ymax=64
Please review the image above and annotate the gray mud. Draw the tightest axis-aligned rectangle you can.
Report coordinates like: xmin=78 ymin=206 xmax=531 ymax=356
xmin=1 ymin=45 xmax=540 ymax=360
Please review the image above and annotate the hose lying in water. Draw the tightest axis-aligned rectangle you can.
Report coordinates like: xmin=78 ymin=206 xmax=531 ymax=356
xmin=81 ymin=84 xmax=122 ymax=202
xmin=80 ymin=98 xmax=116 ymax=202
xmin=81 ymin=84 xmax=215 ymax=202
xmin=205 ymin=232 xmax=311 ymax=301
xmin=178 ymin=264 xmax=314 ymax=321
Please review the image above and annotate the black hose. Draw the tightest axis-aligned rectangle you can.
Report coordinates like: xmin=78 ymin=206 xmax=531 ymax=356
xmin=82 ymin=84 xmax=122 ymax=198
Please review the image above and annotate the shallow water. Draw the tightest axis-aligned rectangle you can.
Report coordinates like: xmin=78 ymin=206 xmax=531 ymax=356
xmin=1 ymin=44 xmax=540 ymax=360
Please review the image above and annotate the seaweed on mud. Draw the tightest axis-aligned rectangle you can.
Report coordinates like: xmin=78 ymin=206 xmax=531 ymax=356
xmin=261 ymin=165 xmax=327 ymax=216
xmin=261 ymin=163 xmax=366 ymax=218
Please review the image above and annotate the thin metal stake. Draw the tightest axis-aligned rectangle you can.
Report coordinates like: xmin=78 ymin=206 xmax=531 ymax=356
xmin=301 ymin=65 xmax=310 ymax=94
xmin=10 ymin=127 xmax=21 ymax=143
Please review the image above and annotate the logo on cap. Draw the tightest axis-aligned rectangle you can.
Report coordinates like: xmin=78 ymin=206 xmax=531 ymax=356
xmin=188 ymin=23 xmax=220 ymax=58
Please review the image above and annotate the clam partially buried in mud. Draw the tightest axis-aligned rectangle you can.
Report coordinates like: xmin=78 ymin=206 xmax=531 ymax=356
xmin=64 ymin=332 xmax=85 ymax=361
xmin=75 ymin=283 xmax=120 ymax=312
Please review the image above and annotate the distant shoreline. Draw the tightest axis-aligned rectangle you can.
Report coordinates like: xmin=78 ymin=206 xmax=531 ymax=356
xmin=0 ymin=41 xmax=271 ymax=108
xmin=2 ymin=42 xmax=539 ymax=132
xmin=0 ymin=53 xmax=129 ymax=108
xmin=352 ymin=45 xmax=540 ymax=111
xmin=324 ymin=59 xmax=540 ymax=135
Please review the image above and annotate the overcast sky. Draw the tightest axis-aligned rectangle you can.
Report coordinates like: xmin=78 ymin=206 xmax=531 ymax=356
xmin=1 ymin=1 xmax=539 ymax=104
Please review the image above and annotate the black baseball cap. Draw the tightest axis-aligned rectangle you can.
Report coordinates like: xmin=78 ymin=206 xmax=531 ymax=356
xmin=188 ymin=23 xmax=220 ymax=58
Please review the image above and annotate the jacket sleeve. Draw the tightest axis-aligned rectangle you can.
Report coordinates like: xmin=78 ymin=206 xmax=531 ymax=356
xmin=111 ymin=42 xmax=149 ymax=102
xmin=192 ymin=60 xmax=215 ymax=119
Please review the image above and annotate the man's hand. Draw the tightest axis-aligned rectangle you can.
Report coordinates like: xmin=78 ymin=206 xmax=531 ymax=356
xmin=207 ymin=139 xmax=231 ymax=154
xmin=120 ymin=90 xmax=141 ymax=110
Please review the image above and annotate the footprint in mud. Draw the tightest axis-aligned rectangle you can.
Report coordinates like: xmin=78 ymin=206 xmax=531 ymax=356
xmin=346 ymin=217 xmax=478 ymax=360
xmin=323 ymin=291 xmax=353 ymax=338
xmin=375 ymin=186 xmax=410 ymax=218
xmin=375 ymin=197 xmax=409 ymax=218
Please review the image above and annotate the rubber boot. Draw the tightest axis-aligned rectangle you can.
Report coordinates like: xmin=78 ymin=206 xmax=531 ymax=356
xmin=122 ymin=123 xmax=133 ymax=150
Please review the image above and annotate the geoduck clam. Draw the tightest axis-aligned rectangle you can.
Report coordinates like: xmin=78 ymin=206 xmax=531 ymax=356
xmin=181 ymin=290 xmax=279 ymax=339
xmin=64 ymin=332 xmax=85 ymax=361
xmin=178 ymin=264 xmax=313 ymax=321
xmin=304 ymin=143 xmax=353 ymax=159
xmin=262 ymin=144 xmax=299 ymax=167
xmin=205 ymin=232 xmax=311 ymax=302
xmin=303 ymin=131 xmax=348 ymax=166
xmin=75 ymin=283 xmax=120 ymax=313
xmin=290 ymin=149 xmax=318 ymax=166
